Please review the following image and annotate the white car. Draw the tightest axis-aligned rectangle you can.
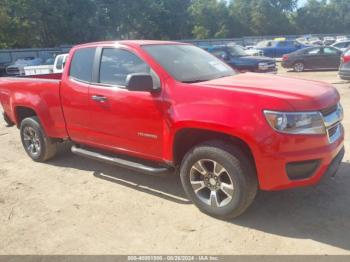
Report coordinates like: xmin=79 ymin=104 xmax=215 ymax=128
xmin=323 ymin=36 xmax=336 ymax=45
xmin=243 ymin=45 xmax=264 ymax=56
xmin=332 ymin=40 xmax=350 ymax=52
xmin=24 ymin=54 xmax=69 ymax=76
xmin=336 ymin=36 xmax=348 ymax=42
xmin=53 ymin=54 xmax=69 ymax=73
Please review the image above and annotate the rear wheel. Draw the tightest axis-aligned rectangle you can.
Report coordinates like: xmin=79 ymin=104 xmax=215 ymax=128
xmin=20 ymin=116 xmax=58 ymax=162
xmin=180 ymin=141 xmax=258 ymax=219
xmin=293 ymin=62 xmax=305 ymax=72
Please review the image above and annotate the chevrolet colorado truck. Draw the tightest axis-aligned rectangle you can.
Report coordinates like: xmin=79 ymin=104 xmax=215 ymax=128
xmin=0 ymin=41 xmax=345 ymax=219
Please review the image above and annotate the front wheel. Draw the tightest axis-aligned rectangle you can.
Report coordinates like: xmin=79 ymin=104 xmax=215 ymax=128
xmin=20 ymin=116 xmax=58 ymax=162
xmin=180 ymin=141 xmax=258 ymax=219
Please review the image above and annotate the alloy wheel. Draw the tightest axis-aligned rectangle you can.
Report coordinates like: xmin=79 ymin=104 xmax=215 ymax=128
xmin=190 ymin=159 xmax=234 ymax=208
xmin=22 ymin=126 xmax=41 ymax=157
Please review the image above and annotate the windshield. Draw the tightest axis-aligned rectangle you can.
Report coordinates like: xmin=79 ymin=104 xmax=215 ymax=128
xmin=227 ymin=45 xmax=247 ymax=56
xmin=142 ymin=44 xmax=235 ymax=83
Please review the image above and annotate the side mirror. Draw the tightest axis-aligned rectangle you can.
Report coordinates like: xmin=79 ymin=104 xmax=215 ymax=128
xmin=126 ymin=73 xmax=155 ymax=92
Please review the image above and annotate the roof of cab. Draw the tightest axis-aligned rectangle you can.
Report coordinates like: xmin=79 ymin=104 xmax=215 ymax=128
xmin=74 ymin=40 xmax=188 ymax=49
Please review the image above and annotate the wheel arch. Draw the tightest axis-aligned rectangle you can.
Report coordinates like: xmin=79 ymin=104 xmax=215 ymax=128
xmin=14 ymin=106 xmax=38 ymax=128
xmin=172 ymin=128 xmax=256 ymax=171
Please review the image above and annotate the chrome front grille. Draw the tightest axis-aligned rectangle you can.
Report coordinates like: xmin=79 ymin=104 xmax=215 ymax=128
xmin=321 ymin=103 xmax=343 ymax=144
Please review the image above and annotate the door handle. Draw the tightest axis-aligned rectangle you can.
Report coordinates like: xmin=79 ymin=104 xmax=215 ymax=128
xmin=92 ymin=95 xmax=108 ymax=103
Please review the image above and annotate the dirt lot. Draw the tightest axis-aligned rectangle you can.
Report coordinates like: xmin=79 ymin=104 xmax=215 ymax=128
xmin=1 ymin=67 xmax=350 ymax=255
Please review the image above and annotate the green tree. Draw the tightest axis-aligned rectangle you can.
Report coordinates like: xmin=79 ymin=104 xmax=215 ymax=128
xmin=101 ymin=0 xmax=192 ymax=40
xmin=293 ymin=0 xmax=339 ymax=34
xmin=189 ymin=0 xmax=230 ymax=39
xmin=229 ymin=0 xmax=297 ymax=36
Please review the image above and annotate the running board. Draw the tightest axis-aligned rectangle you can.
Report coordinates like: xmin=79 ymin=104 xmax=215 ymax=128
xmin=71 ymin=145 xmax=171 ymax=176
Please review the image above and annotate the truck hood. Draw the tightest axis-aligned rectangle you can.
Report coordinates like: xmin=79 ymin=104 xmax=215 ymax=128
xmin=200 ymin=73 xmax=339 ymax=110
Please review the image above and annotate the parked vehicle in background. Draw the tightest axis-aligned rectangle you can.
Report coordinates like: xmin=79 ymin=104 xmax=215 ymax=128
xmin=282 ymin=46 xmax=342 ymax=72
xmin=0 ymin=40 xmax=344 ymax=219
xmin=336 ymin=36 xmax=348 ymax=42
xmin=0 ymin=62 xmax=11 ymax=77
xmin=309 ymin=39 xmax=323 ymax=46
xmin=206 ymin=44 xmax=277 ymax=73
xmin=6 ymin=57 xmax=43 ymax=76
xmin=255 ymin=40 xmax=309 ymax=58
xmin=243 ymin=45 xmax=264 ymax=56
xmin=53 ymin=54 xmax=69 ymax=73
xmin=24 ymin=64 xmax=53 ymax=76
xmin=331 ymin=40 xmax=350 ymax=52
xmin=339 ymin=48 xmax=350 ymax=80
xmin=23 ymin=54 xmax=68 ymax=76
xmin=323 ymin=36 xmax=336 ymax=46
xmin=24 ymin=58 xmax=54 ymax=76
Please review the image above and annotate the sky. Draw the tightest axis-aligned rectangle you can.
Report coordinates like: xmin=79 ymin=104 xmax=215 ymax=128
xmin=298 ymin=0 xmax=308 ymax=7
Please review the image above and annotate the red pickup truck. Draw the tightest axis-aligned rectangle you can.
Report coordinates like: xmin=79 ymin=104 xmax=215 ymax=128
xmin=0 ymin=41 xmax=345 ymax=219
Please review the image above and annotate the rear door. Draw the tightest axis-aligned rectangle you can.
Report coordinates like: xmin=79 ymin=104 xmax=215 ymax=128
xmin=87 ymin=46 xmax=164 ymax=160
xmin=322 ymin=47 xmax=342 ymax=69
xmin=60 ymin=47 xmax=96 ymax=143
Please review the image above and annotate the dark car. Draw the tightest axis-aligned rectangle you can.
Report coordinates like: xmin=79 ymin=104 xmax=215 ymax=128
xmin=339 ymin=48 xmax=350 ymax=80
xmin=281 ymin=46 xmax=342 ymax=72
xmin=206 ymin=45 xmax=277 ymax=73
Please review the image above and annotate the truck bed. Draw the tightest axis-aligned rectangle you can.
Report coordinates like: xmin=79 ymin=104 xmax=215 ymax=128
xmin=0 ymin=74 xmax=68 ymax=139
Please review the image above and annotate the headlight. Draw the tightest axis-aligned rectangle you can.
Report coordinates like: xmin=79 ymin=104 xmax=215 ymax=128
xmin=264 ymin=110 xmax=326 ymax=134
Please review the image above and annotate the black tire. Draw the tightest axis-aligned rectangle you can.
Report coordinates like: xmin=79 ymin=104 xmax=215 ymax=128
xmin=180 ymin=141 xmax=258 ymax=220
xmin=293 ymin=61 xmax=305 ymax=72
xmin=20 ymin=116 xmax=58 ymax=162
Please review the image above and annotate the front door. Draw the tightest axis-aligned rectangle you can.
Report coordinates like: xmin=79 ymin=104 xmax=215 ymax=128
xmin=87 ymin=47 xmax=164 ymax=160
xmin=303 ymin=47 xmax=323 ymax=69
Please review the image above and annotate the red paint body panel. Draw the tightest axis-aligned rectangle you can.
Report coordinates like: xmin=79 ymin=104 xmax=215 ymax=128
xmin=0 ymin=40 xmax=344 ymax=191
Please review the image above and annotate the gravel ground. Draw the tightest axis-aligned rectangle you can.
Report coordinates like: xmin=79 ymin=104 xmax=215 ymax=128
xmin=0 ymin=66 xmax=350 ymax=255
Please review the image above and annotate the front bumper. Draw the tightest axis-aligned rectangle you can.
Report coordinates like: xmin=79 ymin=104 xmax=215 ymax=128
xmin=255 ymin=67 xmax=278 ymax=74
xmin=255 ymin=104 xmax=345 ymax=191
xmin=324 ymin=147 xmax=345 ymax=178
xmin=257 ymin=134 xmax=344 ymax=191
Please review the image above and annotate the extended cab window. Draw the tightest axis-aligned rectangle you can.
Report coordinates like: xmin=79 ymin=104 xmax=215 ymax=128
xmin=69 ymin=48 xmax=96 ymax=82
xmin=99 ymin=48 xmax=153 ymax=87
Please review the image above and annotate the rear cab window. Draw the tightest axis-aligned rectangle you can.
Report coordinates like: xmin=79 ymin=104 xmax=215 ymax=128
xmin=69 ymin=47 xmax=96 ymax=83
